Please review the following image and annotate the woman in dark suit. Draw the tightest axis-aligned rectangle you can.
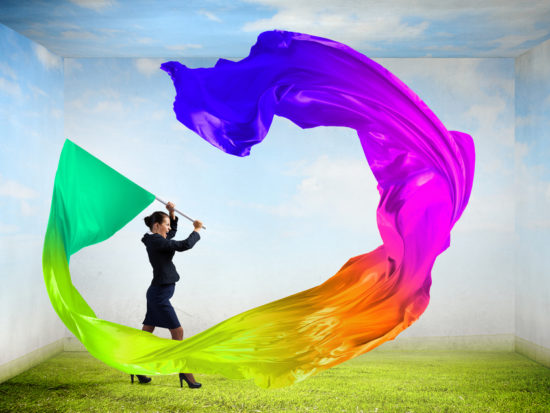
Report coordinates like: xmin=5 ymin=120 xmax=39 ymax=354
xmin=130 ymin=201 xmax=203 ymax=388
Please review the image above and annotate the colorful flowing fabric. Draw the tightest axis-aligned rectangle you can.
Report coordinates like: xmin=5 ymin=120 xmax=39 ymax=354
xmin=43 ymin=30 xmax=474 ymax=389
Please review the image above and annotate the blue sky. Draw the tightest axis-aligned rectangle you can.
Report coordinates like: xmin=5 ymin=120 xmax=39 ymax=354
xmin=1 ymin=0 xmax=550 ymax=57
xmin=516 ymin=54 xmax=550 ymax=179
xmin=515 ymin=40 xmax=550 ymax=231
xmin=1 ymin=10 xmax=548 ymax=338
xmin=513 ymin=39 xmax=550 ymax=348
xmin=0 ymin=24 xmax=63 ymax=236
xmin=57 ymin=53 xmax=521 ymax=335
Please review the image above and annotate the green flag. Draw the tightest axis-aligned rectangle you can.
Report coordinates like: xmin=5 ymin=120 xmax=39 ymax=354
xmin=42 ymin=139 xmax=160 ymax=372
xmin=53 ymin=139 xmax=156 ymax=258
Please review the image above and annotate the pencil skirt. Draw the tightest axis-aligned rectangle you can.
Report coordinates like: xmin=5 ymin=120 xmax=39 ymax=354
xmin=142 ymin=282 xmax=181 ymax=329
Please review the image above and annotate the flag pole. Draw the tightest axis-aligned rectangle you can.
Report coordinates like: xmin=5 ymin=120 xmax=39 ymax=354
xmin=155 ymin=196 xmax=206 ymax=230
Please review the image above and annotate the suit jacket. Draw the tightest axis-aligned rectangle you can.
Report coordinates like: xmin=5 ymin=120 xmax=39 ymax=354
xmin=141 ymin=216 xmax=200 ymax=285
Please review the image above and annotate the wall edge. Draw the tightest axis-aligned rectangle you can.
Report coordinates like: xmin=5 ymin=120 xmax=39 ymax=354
xmin=0 ymin=338 xmax=64 ymax=384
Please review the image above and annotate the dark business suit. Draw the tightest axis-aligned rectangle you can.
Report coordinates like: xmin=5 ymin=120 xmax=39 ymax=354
xmin=141 ymin=216 xmax=200 ymax=328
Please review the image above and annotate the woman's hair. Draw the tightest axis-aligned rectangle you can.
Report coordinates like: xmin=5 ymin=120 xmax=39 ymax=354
xmin=144 ymin=211 xmax=169 ymax=230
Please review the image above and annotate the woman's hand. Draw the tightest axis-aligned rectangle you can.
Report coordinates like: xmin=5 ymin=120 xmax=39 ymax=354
xmin=166 ymin=202 xmax=176 ymax=219
xmin=193 ymin=220 xmax=203 ymax=231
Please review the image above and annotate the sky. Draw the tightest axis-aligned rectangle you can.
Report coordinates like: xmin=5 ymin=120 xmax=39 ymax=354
xmin=515 ymin=42 xmax=550 ymax=234
xmin=514 ymin=39 xmax=550 ymax=347
xmin=0 ymin=0 xmax=550 ymax=57
xmin=59 ymin=53 xmax=519 ymax=337
xmin=0 ymin=9 xmax=548 ymax=342
xmin=0 ymin=24 xmax=63 ymax=238
xmin=0 ymin=24 xmax=65 ymax=362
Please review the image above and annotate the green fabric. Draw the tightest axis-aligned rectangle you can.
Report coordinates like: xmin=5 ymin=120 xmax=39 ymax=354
xmin=42 ymin=138 xmax=157 ymax=371
xmin=53 ymin=140 xmax=156 ymax=258
xmin=43 ymin=139 xmax=413 ymax=389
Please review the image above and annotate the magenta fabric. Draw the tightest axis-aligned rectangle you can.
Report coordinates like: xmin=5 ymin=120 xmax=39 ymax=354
xmin=159 ymin=30 xmax=475 ymax=383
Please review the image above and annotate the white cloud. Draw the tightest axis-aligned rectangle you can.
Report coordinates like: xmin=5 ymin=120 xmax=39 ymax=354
xmin=366 ymin=58 xmax=516 ymax=235
xmin=61 ymin=30 xmax=99 ymax=41
xmin=20 ymin=200 xmax=37 ymax=217
xmin=135 ymin=58 xmax=164 ymax=76
xmin=377 ymin=58 xmax=514 ymax=99
xmin=465 ymin=100 xmax=514 ymax=147
xmin=515 ymin=146 xmax=550 ymax=230
xmin=33 ymin=44 xmax=62 ymax=70
xmin=150 ymin=110 xmax=166 ymax=120
xmin=0 ymin=176 xmax=39 ymax=200
xmin=242 ymin=0 xmax=550 ymax=56
xmin=516 ymin=38 xmax=550 ymax=80
xmin=516 ymin=114 xmax=541 ymax=128
xmin=453 ymin=189 xmax=515 ymax=233
xmin=515 ymin=141 xmax=529 ymax=160
xmin=137 ymin=37 xmax=154 ymax=45
xmin=525 ymin=218 xmax=550 ymax=229
xmin=165 ymin=44 xmax=203 ymax=52
xmin=64 ymin=59 xmax=83 ymax=75
xmin=0 ymin=223 xmax=19 ymax=234
xmin=100 ymin=88 xmax=120 ymax=99
xmin=198 ymin=10 xmax=222 ymax=23
xmin=67 ymin=97 xmax=84 ymax=111
xmin=425 ymin=45 xmax=468 ymax=52
xmin=489 ymin=29 xmax=549 ymax=55
xmin=236 ymin=155 xmax=380 ymax=232
xmin=98 ymin=28 xmax=123 ymax=35
xmin=0 ymin=77 xmax=23 ymax=99
xmin=51 ymin=108 xmax=63 ymax=119
xmin=0 ymin=62 xmax=18 ymax=81
xmin=22 ymin=29 xmax=46 ymax=39
xmin=512 ymin=41 xmax=550 ymax=229
xmin=491 ymin=30 xmax=548 ymax=49
xmin=68 ymin=0 xmax=116 ymax=11
xmin=67 ymin=88 xmax=120 ymax=112
xmin=242 ymin=3 xmax=429 ymax=48
xmin=48 ymin=21 xmax=81 ymax=30
xmin=375 ymin=58 xmax=514 ymax=146
xmin=29 ymin=84 xmax=48 ymax=98
xmin=130 ymin=96 xmax=149 ymax=105
xmin=170 ymin=121 xmax=192 ymax=136
xmin=93 ymin=100 xmax=125 ymax=113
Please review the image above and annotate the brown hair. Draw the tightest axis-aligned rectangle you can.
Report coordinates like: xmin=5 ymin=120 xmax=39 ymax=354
xmin=144 ymin=211 xmax=169 ymax=230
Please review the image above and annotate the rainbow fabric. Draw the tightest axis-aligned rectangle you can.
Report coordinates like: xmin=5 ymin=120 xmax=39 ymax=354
xmin=43 ymin=30 xmax=474 ymax=388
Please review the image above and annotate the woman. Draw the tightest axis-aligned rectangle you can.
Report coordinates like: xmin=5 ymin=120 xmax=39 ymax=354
xmin=130 ymin=201 xmax=203 ymax=388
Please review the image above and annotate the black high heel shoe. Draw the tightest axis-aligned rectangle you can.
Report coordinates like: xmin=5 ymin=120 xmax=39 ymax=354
xmin=130 ymin=374 xmax=152 ymax=384
xmin=179 ymin=373 xmax=201 ymax=389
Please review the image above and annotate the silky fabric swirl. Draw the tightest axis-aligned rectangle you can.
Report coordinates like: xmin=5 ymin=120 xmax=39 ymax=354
xmin=42 ymin=31 xmax=474 ymax=389
xmin=160 ymin=30 xmax=474 ymax=385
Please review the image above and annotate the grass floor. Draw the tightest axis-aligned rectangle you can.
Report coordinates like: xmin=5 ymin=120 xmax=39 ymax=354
xmin=0 ymin=351 xmax=549 ymax=412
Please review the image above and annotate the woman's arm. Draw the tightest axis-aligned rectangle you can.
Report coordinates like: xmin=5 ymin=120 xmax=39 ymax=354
xmin=167 ymin=216 xmax=178 ymax=240
xmin=166 ymin=201 xmax=178 ymax=240
xmin=149 ymin=231 xmax=200 ymax=252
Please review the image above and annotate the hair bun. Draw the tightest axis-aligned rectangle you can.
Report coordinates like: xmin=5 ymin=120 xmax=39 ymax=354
xmin=144 ymin=211 xmax=168 ymax=230
xmin=144 ymin=215 xmax=152 ymax=228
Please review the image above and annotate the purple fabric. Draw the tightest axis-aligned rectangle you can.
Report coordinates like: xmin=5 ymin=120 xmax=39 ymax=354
xmin=161 ymin=29 xmax=475 ymax=342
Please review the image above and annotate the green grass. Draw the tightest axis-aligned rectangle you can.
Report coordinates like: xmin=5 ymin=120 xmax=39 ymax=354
xmin=1 ymin=351 xmax=549 ymax=412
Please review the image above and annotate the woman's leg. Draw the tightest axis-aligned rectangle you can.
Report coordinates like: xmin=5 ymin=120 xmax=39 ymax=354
xmin=130 ymin=325 xmax=155 ymax=383
xmin=142 ymin=324 xmax=155 ymax=333
xmin=169 ymin=326 xmax=183 ymax=340
xmin=169 ymin=326 xmax=197 ymax=383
